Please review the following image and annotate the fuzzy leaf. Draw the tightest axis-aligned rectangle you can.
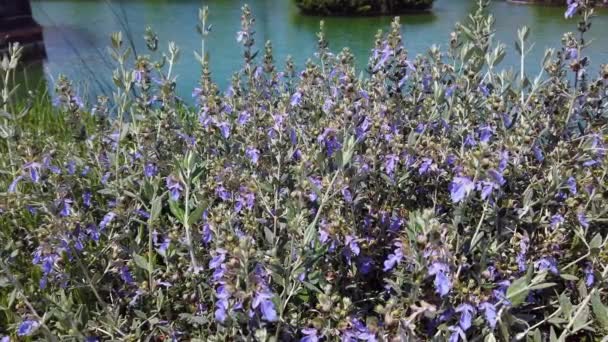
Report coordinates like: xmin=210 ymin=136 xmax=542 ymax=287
xmin=507 ymin=272 xmax=531 ymax=307
xmin=560 ymin=293 xmax=573 ymax=318
xmin=591 ymin=292 xmax=608 ymax=329
xmin=133 ymin=253 xmax=150 ymax=271
xmin=169 ymin=201 xmax=185 ymax=223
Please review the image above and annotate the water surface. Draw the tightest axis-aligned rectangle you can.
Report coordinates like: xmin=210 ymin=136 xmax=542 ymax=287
xmin=25 ymin=0 xmax=608 ymax=102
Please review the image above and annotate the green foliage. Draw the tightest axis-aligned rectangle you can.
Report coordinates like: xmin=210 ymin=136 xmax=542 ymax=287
xmin=0 ymin=1 xmax=608 ymax=341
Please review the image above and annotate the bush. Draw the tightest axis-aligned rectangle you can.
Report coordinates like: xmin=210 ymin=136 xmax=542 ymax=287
xmin=1 ymin=0 xmax=607 ymax=341
xmin=294 ymin=0 xmax=434 ymax=15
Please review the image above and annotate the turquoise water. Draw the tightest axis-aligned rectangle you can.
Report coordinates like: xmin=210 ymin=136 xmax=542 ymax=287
xmin=26 ymin=0 xmax=608 ymax=102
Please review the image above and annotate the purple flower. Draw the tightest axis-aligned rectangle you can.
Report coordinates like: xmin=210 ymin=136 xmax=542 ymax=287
xmin=192 ymin=87 xmax=202 ymax=98
xmin=414 ymin=123 xmax=427 ymax=135
xmin=342 ymin=187 xmax=353 ymax=203
xmin=422 ymin=74 xmax=432 ymax=92
xmin=99 ymin=212 xmax=116 ymax=230
xmin=498 ymin=151 xmax=509 ymax=172
xmin=216 ymin=186 xmax=231 ymax=201
xmin=252 ymin=291 xmax=278 ymax=322
xmin=317 ymin=128 xmax=341 ymax=157
xmin=478 ymin=125 xmax=494 ymax=143
xmin=290 ymin=91 xmax=302 ymax=107
xmin=578 ymin=211 xmax=589 ymax=229
xmin=535 ymin=257 xmax=559 ymax=275
xmin=445 ymin=85 xmax=456 ymax=97
xmin=322 ymin=98 xmax=333 ymax=114
xmin=550 ymin=214 xmax=564 ymax=228
xmin=448 ymin=326 xmax=464 ymax=342
xmin=383 ymin=247 xmax=403 ymax=271
xmin=479 ymin=83 xmax=490 ymax=97
xmin=532 ymin=145 xmax=544 ymax=162
xmin=290 ymin=128 xmax=298 ymax=145
xmin=463 ymin=134 xmax=477 ymax=148
xmin=217 ymin=121 xmax=231 ymax=139
xmin=428 ymin=262 xmax=451 ymax=297
xmin=565 ymin=47 xmax=579 ymax=60
xmin=384 ymin=154 xmax=399 ymax=176
xmin=202 ymin=223 xmax=213 ymax=244
xmin=456 ymin=303 xmax=476 ymax=331
xmin=583 ymin=159 xmax=598 ymax=167
xmin=450 ymin=176 xmax=474 ymax=203
xmin=566 ymin=176 xmax=577 ymax=195
xmin=215 ymin=298 xmax=229 ymax=323
xmin=479 ymin=302 xmax=497 ymax=329
xmin=418 ymin=158 xmax=433 ymax=175
xmin=301 ymin=328 xmax=319 ymax=342
xmin=144 ymin=163 xmax=158 ymax=178
xmin=166 ymin=176 xmax=184 ymax=201
xmin=565 ymin=0 xmax=579 ymax=18
xmin=60 ymin=198 xmax=73 ymax=217
xmin=83 ymin=190 xmax=92 ymax=208
xmin=8 ymin=175 xmax=23 ymax=192
xmin=584 ymin=263 xmax=594 ymax=287
xmin=343 ymin=235 xmax=360 ymax=264
xmin=17 ymin=320 xmax=40 ymax=336
xmin=319 ymin=229 xmax=330 ymax=244
xmin=308 ymin=177 xmax=322 ymax=202
xmin=235 ymin=188 xmax=255 ymax=212
xmin=120 ymin=266 xmax=135 ymax=285
xmin=24 ymin=162 xmax=41 ymax=183
xmin=67 ymin=160 xmax=76 ymax=175
xmin=373 ymin=43 xmax=393 ymax=70
xmin=101 ymin=172 xmax=111 ymax=185
xmin=237 ymin=110 xmax=251 ymax=125
xmin=488 ymin=169 xmax=506 ymax=186
xmin=358 ymin=256 xmax=374 ymax=275
xmin=153 ymin=231 xmax=170 ymax=254
xmin=245 ymin=147 xmax=260 ymax=164
xmin=209 ymin=249 xmax=226 ymax=270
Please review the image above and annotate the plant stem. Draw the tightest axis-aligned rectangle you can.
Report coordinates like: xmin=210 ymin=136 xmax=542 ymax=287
xmin=183 ymin=162 xmax=199 ymax=271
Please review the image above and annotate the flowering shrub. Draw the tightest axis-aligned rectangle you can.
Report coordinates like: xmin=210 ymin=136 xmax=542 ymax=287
xmin=1 ymin=0 xmax=608 ymax=341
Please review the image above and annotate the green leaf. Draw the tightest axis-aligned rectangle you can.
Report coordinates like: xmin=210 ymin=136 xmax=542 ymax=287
xmin=150 ymin=196 xmax=162 ymax=222
xmin=169 ymin=201 xmax=185 ymax=223
xmin=589 ymin=233 xmax=602 ymax=255
xmin=507 ymin=272 xmax=531 ymax=307
xmin=560 ymin=293 xmax=573 ymax=318
xmin=303 ymin=222 xmax=316 ymax=246
xmin=264 ymin=226 xmax=275 ymax=245
xmin=549 ymin=327 xmax=558 ymax=342
xmin=529 ymin=282 xmax=556 ymax=291
xmin=188 ymin=205 xmax=207 ymax=226
xmin=591 ymin=292 xmax=608 ymax=329
xmin=532 ymin=328 xmax=542 ymax=342
xmin=133 ymin=253 xmax=150 ymax=271
xmin=8 ymin=289 xmax=16 ymax=307
xmin=572 ymin=305 xmax=590 ymax=333
xmin=560 ymin=274 xmax=579 ymax=281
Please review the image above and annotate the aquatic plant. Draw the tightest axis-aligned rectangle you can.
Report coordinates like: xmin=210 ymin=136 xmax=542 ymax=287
xmin=1 ymin=0 xmax=607 ymax=340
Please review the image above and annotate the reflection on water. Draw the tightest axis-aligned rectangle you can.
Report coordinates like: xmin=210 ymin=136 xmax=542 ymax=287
xmin=21 ymin=0 xmax=608 ymax=103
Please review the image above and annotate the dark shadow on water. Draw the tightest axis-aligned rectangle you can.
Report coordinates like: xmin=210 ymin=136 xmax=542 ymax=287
xmin=12 ymin=61 xmax=49 ymax=102
xmin=290 ymin=9 xmax=438 ymax=31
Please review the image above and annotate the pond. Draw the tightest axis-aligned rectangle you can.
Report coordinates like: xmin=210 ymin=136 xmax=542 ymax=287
xmin=22 ymin=0 xmax=608 ymax=103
